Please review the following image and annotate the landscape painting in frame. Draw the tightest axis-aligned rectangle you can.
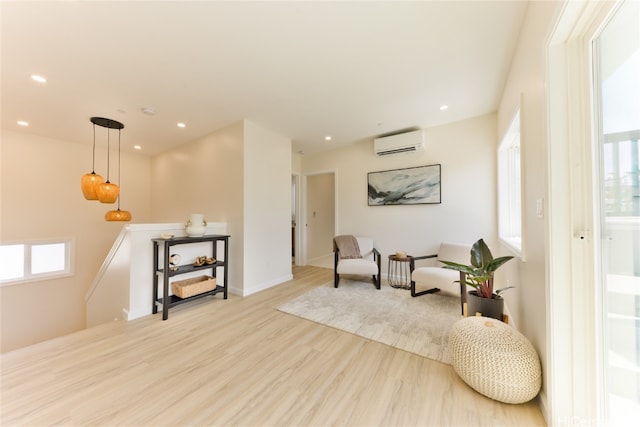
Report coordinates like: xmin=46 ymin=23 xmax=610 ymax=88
xmin=368 ymin=164 xmax=441 ymax=206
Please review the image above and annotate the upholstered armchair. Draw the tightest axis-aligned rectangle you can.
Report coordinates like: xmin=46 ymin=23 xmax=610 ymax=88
xmin=333 ymin=236 xmax=381 ymax=289
xmin=409 ymin=242 xmax=472 ymax=314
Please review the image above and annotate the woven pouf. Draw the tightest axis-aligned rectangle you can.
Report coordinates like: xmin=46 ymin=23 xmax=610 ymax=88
xmin=448 ymin=316 xmax=541 ymax=404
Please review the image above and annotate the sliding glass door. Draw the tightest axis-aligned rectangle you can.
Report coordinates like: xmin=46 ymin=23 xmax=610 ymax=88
xmin=594 ymin=0 xmax=640 ymax=422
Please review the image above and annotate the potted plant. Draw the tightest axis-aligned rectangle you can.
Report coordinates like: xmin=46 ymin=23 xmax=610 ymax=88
xmin=439 ymin=238 xmax=514 ymax=320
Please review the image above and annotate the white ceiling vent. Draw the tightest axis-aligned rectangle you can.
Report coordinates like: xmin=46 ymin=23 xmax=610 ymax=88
xmin=374 ymin=130 xmax=425 ymax=156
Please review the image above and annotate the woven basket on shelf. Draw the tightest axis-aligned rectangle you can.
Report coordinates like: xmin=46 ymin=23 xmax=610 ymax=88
xmin=448 ymin=316 xmax=541 ymax=404
xmin=171 ymin=275 xmax=217 ymax=299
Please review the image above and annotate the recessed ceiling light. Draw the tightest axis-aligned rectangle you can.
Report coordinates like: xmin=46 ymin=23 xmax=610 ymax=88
xmin=141 ymin=107 xmax=156 ymax=116
xmin=17 ymin=120 xmax=29 ymax=127
xmin=325 ymin=136 xmax=332 ymax=141
xmin=133 ymin=145 xmax=142 ymax=150
xmin=30 ymin=74 xmax=47 ymax=83
xmin=177 ymin=122 xmax=186 ymax=128
xmin=440 ymin=105 xmax=449 ymax=111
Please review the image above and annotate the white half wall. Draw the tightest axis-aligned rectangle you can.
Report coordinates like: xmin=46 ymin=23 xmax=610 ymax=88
xmin=85 ymin=222 xmax=229 ymax=326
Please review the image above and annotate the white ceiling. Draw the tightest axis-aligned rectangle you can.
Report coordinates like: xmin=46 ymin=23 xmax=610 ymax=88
xmin=1 ymin=1 xmax=529 ymax=156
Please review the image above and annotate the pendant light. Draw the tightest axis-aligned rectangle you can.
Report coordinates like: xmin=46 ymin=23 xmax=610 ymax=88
xmin=105 ymin=126 xmax=132 ymax=222
xmin=95 ymin=118 xmax=121 ymax=204
xmin=80 ymin=120 xmax=105 ymax=200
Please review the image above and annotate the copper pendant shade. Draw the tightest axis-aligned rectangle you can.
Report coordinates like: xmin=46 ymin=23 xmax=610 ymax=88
xmin=105 ymin=208 xmax=132 ymax=222
xmin=80 ymin=172 xmax=105 ymax=200
xmin=96 ymin=181 xmax=119 ymax=203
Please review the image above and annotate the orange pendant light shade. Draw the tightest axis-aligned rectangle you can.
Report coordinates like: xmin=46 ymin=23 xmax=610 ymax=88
xmin=96 ymin=181 xmax=119 ymax=203
xmin=105 ymin=208 xmax=132 ymax=222
xmin=80 ymin=171 xmax=104 ymax=200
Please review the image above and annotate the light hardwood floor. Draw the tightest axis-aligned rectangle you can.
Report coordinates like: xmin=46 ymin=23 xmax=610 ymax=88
xmin=1 ymin=266 xmax=546 ymax=426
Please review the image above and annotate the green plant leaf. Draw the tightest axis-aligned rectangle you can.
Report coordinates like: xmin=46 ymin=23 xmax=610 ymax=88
xmin=486 ymin=255 xmax=514 ymax=273
xmin=440 ymin=260 xmax=475 ymax=274
xmin=495 ymin=286 xmax=515 ymax=295
xmin=470 ymin=238 xmax=493 ymax=268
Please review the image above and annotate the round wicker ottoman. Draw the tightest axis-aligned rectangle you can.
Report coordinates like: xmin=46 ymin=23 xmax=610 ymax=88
xmin=448 ymin=316 xmax=541 ymax=404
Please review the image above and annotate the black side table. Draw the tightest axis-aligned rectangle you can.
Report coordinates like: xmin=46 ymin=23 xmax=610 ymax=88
xmin=388 ymin=254 xmax=412 ymax=289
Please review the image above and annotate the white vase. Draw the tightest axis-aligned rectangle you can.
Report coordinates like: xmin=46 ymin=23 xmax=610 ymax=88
xmin=185 ymin=213 xmax=207 ymax=237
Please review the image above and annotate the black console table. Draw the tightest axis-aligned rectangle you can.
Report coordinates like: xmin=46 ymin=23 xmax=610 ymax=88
xmin=152 ymin=234 xmax=229 ymax=320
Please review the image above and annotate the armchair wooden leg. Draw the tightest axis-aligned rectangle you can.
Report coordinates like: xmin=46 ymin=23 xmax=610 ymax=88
xmin=373 ymin=274 xmax=380 ymax=289
xmin=334 ymin=272 xmax=339 ymax=288
xmin=410 ymin=280 xmax=440 ymax=297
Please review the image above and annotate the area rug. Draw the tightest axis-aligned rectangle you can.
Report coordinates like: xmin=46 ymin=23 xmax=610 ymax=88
xmin=277 ymin=279 xmax=462 ymax=364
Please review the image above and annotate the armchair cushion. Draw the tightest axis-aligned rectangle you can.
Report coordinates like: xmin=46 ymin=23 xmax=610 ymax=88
xmin=337 ymin=258 xmax=379 ymax=276
xmin=412 ymin=267 xmax=461 ymax=291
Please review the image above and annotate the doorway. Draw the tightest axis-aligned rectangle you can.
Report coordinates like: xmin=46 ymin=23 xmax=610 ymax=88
xmin=304 ymin=172 xmax=336 ymax=269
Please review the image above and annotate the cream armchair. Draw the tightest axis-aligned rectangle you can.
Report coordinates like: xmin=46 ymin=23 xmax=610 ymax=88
xmin=333 ymin=236 xmax=381 ymax=289
xmin=409 ymin=242 xmax=472 ymax=314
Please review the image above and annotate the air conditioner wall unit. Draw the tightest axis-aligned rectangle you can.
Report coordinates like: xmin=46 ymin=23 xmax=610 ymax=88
xmin=374 ymin=130 xmax=425 ymax=156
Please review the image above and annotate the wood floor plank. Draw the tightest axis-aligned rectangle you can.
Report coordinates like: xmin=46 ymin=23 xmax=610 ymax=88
xmin=1 ymin=265 xmax=546 ymax=426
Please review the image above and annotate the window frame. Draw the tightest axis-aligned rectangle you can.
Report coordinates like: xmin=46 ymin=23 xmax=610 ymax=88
xmin=0 ymin=238 xmax=74 ymax=286
xmin=498 ymin=105 xmax=525 ymax=260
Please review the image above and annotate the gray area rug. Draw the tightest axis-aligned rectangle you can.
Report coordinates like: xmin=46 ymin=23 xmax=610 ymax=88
xmin=278 ymin=279 xmax=462 ymax=364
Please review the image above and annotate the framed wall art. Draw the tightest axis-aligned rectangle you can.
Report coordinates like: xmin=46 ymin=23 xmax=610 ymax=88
xmin=367 ymin=164 xmax=441 ymax=206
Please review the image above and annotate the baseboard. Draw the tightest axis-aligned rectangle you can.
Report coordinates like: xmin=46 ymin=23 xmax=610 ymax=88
xmin=537 ymin=390 xmax=550 ymax=425
xmin=307 ymin=253 xmax=333 ymax=269
xmin=503 ymin=302 xmax=517 ymax=330
xmin=242 ymin=274 xmax=294 ymax=296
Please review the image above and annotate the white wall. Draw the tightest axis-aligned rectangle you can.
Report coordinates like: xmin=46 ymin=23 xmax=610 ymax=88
xmin=0 ymin=129 xmax=152 ymax=352
xmin=243 ymin=121 xmax=293 ymax=294
xmin=496 ymin=0 xmax=562 ymax=418
xmin=301 ymin=114 xmax=498 ymax=272
xmin=151 ymin=122 xmax=245 ymax=295
xmin=150 ymin=120 xmax=292 ymax=296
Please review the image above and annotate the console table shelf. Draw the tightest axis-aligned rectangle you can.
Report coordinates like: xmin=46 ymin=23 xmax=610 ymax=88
xmin=156 ymin=285 xmax=226 ymax=307
xmin=152 ymin=234 xmax=230 ymax=320
xmin=155 ymin=261 xmax=225 ymax=277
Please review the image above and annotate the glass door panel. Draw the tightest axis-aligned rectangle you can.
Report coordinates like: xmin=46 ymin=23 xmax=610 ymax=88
xmin=595 ymin=0 xmax=640 ymax=423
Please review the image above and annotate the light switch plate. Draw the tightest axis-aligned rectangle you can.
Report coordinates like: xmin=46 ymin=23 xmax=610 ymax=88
xmin=536 ymin=198 xmax=543 ymax=218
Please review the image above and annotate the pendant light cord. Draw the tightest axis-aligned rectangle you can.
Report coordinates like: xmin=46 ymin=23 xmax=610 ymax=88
xmin=92 ymin=123 xmax=97 ymax=172
xmin=117 ymin=128 xmax=122 ymax=210
xmin=105 ymin=121 xmax=111 ymax=182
